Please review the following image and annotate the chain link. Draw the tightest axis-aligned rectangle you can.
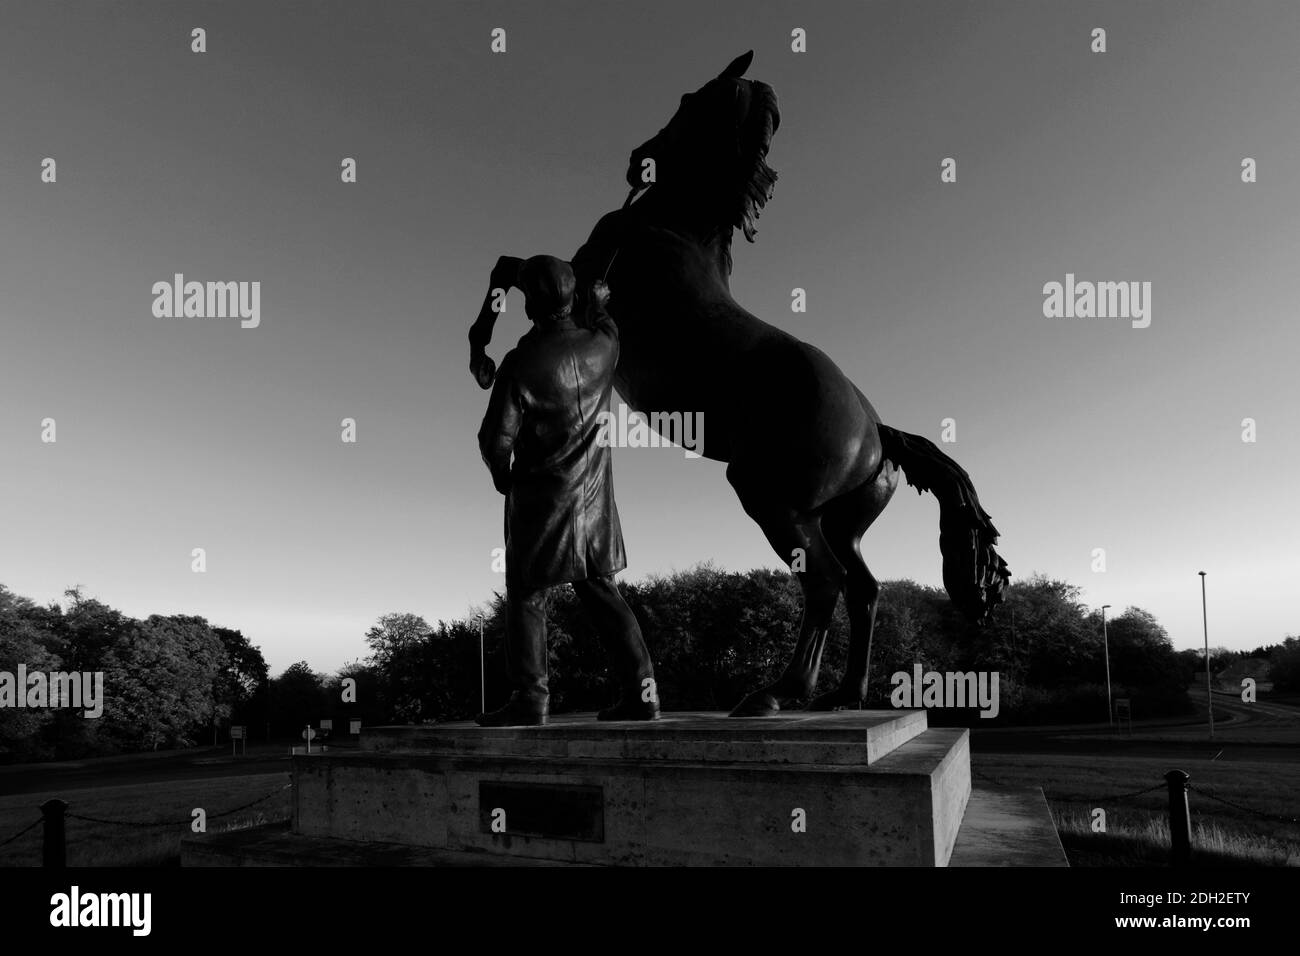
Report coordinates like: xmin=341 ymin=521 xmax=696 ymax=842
xmin=65 ymin=783 xmax=291 ymax=829
xmin=974 ymin=768 xmax=1296 ymax=824
xmin=1048 ymin=782 xmax=1167 ymax=805
xmin=0 ymin=817 xmax=42 ymax=849
xmin=972 ymin=768 xmax=1165 ymax=805
xmin=1189 ymin=784 xmax=1299 ymax=825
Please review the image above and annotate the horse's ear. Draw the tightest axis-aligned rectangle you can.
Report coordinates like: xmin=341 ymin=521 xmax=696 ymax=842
xmin=718 ymin=50 xmax=753 ymax=79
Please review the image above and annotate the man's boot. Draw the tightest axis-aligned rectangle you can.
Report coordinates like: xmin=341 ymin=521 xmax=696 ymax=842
xmin=573 ymin=576 xmax=660 ymax=721
xmin=476 ymin=691 xmax=549 ymax=727
xmin=479 ymin=586 xmax=550 ymax=726
xmin=598 ymin=676 xmax=660 ymax=721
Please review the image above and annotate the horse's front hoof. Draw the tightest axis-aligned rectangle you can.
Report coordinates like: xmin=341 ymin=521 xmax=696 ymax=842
xmin=729 ymin=691 xmax=781 ymax=718
xmin=805 ymin=688 xmax=864 ymax=711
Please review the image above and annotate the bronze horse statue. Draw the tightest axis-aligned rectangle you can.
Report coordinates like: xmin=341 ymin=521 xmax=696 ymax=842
xmin=469 ymin=51 xmax=1010 ymax=717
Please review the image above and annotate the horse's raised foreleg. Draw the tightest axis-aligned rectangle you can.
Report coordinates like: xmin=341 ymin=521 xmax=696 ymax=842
xmin=468 ymin=255 xmax=525 ymax=389
xmin=727 ymin=469 xmax=845 ymax=717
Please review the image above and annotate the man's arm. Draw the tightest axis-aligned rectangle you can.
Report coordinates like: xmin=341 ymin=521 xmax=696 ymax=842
xmin=584 ymin=279 xmax=618 ymax=340
xmin=477 ymin=352 xmax=522 ymax=495
xmin=469 ymin=256 xmax=525 ymax=389
xmin=571 ymin=209 xmax=625 ymax=328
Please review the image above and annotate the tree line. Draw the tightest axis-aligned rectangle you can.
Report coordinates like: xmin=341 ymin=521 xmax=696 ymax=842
xmin=0 ymin=584 xmax=335 ymax=761
xmin=350 ymin=566 xmax=1299 ymax=727
xmin=4 ymin=570 xmax=1297 ymax=761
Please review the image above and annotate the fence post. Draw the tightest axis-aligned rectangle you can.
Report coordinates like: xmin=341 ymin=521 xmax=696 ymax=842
xmin=40 ymin=799 xmax=67 ymax=868
xmin=1164 ymin=769 xmax=1191 ymax=866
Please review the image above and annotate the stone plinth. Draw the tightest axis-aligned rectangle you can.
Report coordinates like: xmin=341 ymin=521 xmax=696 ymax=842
xmin=288 ymin=710 xmax=970 ymax=866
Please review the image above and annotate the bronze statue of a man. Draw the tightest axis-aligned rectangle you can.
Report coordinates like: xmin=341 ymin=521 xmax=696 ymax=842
xmin=473 ymin=254 xmax=659 ymax=726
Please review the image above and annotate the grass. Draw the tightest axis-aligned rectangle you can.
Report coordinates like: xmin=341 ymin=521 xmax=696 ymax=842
xmin=1053 ymin=806 xmax=1299 ymax=866
xmin=972 ymin=751 xmax=1300 ymax=866
xmin=0 ymin=772 xmax=290 ymax=867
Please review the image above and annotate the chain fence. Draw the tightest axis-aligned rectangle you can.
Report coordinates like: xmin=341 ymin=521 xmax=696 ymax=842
xmin=0 ymin=782 xmax=291 ymax=863
xmin=64 ymin=784 xmax=291 ymax=829
xmin=972 ymin=765 xmax=1298 ymax=864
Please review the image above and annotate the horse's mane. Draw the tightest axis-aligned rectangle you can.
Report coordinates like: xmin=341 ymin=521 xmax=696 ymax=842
xmin=626 ymin=78 xmax=780 ymax=276
xmin=720 ymin=80 xmax=780 ymax=275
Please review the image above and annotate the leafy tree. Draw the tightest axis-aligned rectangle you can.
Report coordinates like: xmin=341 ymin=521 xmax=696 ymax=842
xmin=212 ymin=626 xmax=268 ymax=736
xmin=53 ymin=586 xmax=132 ymax=674
xmin=364 ymin=613 xmax=433 ymax=670
xmin=100 ymin=615 xmax=227 ymax=750
xmin=1271 ymin=637 xmax=1300 ymax=692
xmin=0 ymin=587 xmax=64 ymax=760
xmin=270 ymin=661 xmax=330 ymax=734
xmin=325 ymin=660 xmax=383 ymax=729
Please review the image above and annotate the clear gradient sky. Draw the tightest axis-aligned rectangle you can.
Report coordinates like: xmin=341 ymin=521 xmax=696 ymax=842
xmin=1 ymin=1 xmax=1297 ymax=673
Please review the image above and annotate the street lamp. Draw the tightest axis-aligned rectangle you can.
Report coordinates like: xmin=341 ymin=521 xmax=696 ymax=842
xmin=1101 ymin=604 xmax=1113 ymax=731
xmin=1199 ymin=571 xmax=1214 ymax=740
xmin=477 ymin=614 xmax=486 ymax=714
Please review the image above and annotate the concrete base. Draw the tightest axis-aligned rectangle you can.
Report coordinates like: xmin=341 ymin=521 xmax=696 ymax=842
xmin=949 ymin=786 xmax=1068 ymax=866
xmin=362 ymin=709 xmax=930 ymax=765
xmin=178 ymin=712 xmax=1072 ymax=867
xmin=182 ymin=821 xmax=585 ymax=867
xmin=298 ymin=711 xmax=969 ymax=866
xmin=184 ymin=785 xmax=1068 ymax=867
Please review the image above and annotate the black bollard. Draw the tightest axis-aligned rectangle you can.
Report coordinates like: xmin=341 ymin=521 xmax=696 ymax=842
xmin=1164 ymin=770 xmax=1192 ymax=866
xmin=40 ymin=799 xmax=67 ymax=868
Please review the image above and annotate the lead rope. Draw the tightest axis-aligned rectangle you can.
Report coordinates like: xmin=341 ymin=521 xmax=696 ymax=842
xmin=602 ymin=184 xmax=642 ymax=283
xmin=590 ymin=185 xmax=642 ymax=312
xmin=601 ymin=247 xmax=620 ymax=284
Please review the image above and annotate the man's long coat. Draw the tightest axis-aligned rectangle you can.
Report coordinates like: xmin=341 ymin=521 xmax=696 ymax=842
xmin=478 ymin=313 xmax=626 ymax=590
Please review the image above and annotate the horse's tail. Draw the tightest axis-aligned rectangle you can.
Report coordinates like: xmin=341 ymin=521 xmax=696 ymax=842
xmin=877 ymin=424 xmax=1010 ymax=624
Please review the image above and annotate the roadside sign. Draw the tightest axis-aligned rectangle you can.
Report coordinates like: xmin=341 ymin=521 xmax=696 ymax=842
xmin=1114 ymin=699 xmax=1133 ymax=735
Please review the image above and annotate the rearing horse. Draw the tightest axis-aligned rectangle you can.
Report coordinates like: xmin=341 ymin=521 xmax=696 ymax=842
xmin=469 ymin=51 xmax=1010 ymax=717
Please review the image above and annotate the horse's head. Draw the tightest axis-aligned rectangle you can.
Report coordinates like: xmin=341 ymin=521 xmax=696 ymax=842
xmin=626 ymin=51 xmax=780 ymax=251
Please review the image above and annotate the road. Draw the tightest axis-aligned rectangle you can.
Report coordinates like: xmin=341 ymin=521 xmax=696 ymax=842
xmin=0 ymin=742 xmax=311 ymax=797
xmin=972 ymin=689 xmax=1300 ymax=763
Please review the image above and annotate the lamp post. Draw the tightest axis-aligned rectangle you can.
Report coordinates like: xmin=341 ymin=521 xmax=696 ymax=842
xmin=1101 ymin=604 xmax=1113 ymax=731
xmin=1200 ymin=571 xmax=1214 ymax=740
xmin=478 ymin=614 xmax=486 ymax=714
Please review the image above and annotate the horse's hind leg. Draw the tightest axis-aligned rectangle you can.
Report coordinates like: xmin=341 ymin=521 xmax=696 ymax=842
xmin=807 ymin=465 xmax=898 ymax=710
xmin=727 ymin=471 xmax=846 ymax=717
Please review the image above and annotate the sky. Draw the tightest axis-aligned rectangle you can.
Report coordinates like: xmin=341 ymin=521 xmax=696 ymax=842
xmin=1 ymin=0 xmax=1297 ymax=674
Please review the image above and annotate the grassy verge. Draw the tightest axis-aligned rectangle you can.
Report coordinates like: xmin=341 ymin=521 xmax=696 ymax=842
xmin=1052 ymin=806 xmax=1296 ymax=866
xmin=973 ymin=751 xmax=1300 ymax=866
xmin=0 ymin=772 xmax=290 ymax=867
